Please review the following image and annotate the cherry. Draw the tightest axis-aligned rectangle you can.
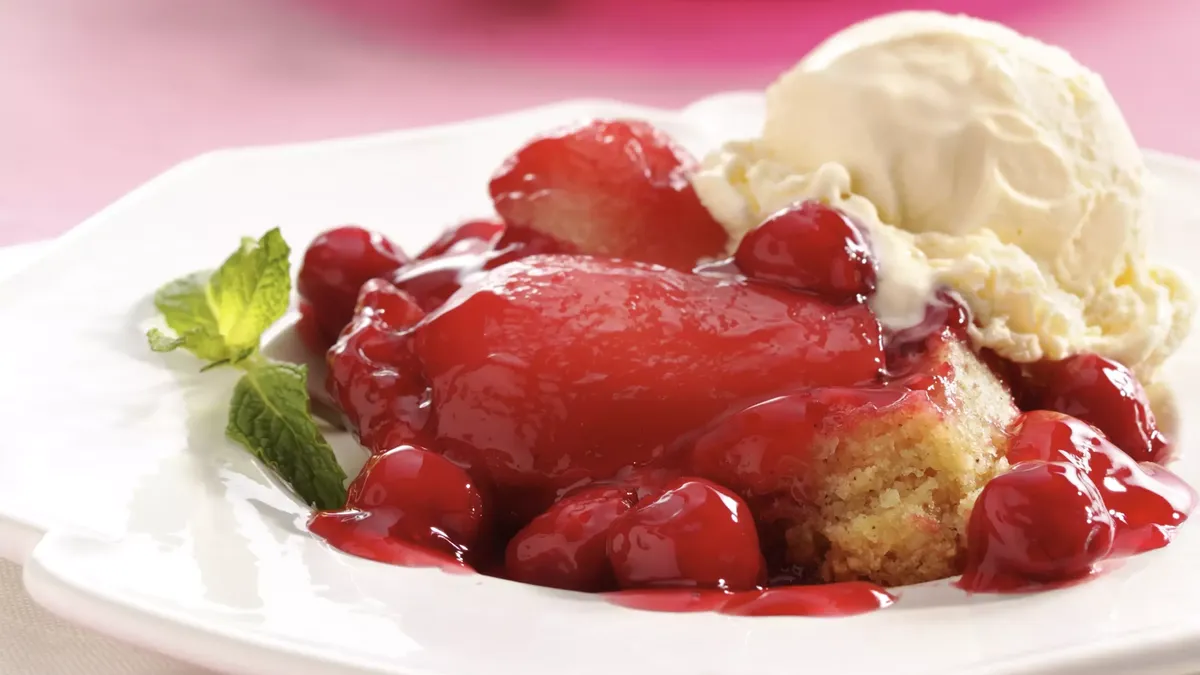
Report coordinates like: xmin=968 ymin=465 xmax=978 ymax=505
xmin=297 ymin=226 xmax=409 ymax=347
xmin=352 ymin=278 xmax=427 ymax=334
xmin=389 ymin=224 xmax=575 ymax=312
xmin=1021 ymin=353 xmax=1168 ymax=463
xmin=486 ymin=223 xmax=576 ymax=269
xmin=1007 ymin=410 xmax=1112 ymax=468
xmin=505 ymin=486 xmax=636 ymax=591
xmin=389 ymin=254 xmax=482 ymax=313
xmin=416 ymin=219 xmax=505 ymax=260
xmin=1006 ymin=411 xmax=1195 ymax=556
xmin=606 ymin=478 xmax=765 ymax=591
xmin=308 ymin=509 xmax=471 ymax=571
xmin=326 ymin=280 xmax=430 ymax=453
xmin=346 ymin=445 xmax=485 ymax=550
xmin=961 ymin=460 xmax=1114 ymax=591
xmin=733 ymin=200 xmax=876 ymax=302
xmin=587 ymin=467 xmax=684 ymax=503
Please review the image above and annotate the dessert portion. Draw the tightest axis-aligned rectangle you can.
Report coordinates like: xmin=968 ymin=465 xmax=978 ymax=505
xmin=694 ymin=335 xmax=1016 ymax=587
xmin=693 ymin=11 xmax=1194 ymax=378
xmin=294 ymin=118 xmax=1190 ymax=599
xmin=144 ymin=11 xmax=1197 ymax=617
xmin=416 ymin=255 xmax=882 ymax=523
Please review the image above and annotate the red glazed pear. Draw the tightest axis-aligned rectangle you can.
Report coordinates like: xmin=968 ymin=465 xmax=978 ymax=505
xmin=489 ymin=119 xmax=728 ymax=271
xmin=413 ymin=255 xmax=883 ymax=506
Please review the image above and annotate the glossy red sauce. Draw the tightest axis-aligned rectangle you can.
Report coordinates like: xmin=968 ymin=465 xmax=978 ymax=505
xmin=607 ymin=582 xmax=895 ymax=617
xmin=413 ymin=254 xmax=882 ymax=525
xmin=1020 ymin=353 xmax=1171 ymax=464
xmin=688 ymin=387 xmax=916 ymax=500
xmin=308 ymin=508 xmax=473 ymax=574
xmin=733 ymin=200 xmax=876 ymax=302
xmin=296 ymin=183 xmax=1194 ymax=616
xmin=505 ymin=486 xmax=636 ymax=592
xmin=958 ymin=411 xmax=1196 ymax=592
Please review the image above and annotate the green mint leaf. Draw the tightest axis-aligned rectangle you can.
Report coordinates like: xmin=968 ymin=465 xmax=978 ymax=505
xmin=151 ymin=272 xmax=231 ymax=362
xmin=209 ymin=228 xmax=292 ymax=355
xmin=149 ymin=229 xmax=291 ymax=364
xmin=226 ymin=362 xmax=347 ymax=509
xmin=146 ymin=328 xmax=187 ymax=353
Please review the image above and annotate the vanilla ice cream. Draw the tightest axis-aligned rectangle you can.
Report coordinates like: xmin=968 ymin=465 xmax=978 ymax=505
xmin=693 ymin=11 xmax=1194 ymax=376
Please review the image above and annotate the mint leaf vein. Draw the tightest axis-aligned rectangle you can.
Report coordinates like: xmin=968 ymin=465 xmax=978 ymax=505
xmin=226 ymin=362 xmax=348 ymax=510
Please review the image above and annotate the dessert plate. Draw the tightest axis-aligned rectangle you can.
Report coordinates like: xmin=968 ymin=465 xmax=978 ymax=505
xmin=1 ymin=94 xmax=1199 ymax=675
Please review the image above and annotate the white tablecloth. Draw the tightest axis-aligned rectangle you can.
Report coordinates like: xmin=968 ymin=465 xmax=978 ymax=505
xmin=0 ymin=241 xmax=212 ymax=674
xmin=0 ymin=559 xmax=209 ymax=674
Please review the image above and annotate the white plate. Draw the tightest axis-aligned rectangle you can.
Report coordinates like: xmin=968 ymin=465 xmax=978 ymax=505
xmin=2 ymin=93 xmax=1200 ymax=675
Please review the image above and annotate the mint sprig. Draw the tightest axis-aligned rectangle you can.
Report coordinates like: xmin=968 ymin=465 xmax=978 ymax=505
xmin=146 ymin=228 xmax=348 ymax=509
xmin=150 ymin=230 xmax=291 ymax=365
xmin=227 ymin=362 xmax=347 ymax=509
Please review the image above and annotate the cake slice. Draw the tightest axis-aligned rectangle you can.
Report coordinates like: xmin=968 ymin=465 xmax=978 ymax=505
xmin=691 ymin=333 xmax=1017 ymax=587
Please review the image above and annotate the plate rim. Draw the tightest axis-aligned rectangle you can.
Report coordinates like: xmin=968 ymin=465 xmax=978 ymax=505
xmin=3 ymin=94 xmax=1200 ymax=675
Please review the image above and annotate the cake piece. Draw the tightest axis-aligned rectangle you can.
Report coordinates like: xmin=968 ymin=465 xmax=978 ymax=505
xmin=691 ymin=334 xmax=1017 ymax=586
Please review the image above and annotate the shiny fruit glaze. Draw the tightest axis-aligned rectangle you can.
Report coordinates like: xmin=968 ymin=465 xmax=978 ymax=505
xmin=308 ymin=509 xmax=471 ymax=572
xmin=960 ymin=411 xmax=1196 ymax=592
xmin=489 ymin=119 xmax=729 ymax=271
xmin=346 ymin=445 xmax=485 ymax=552
xmin=960 ymin=461 xmax=1115 ymax=592
xmin=415 ymin=218 xmax=505 ymax=260
xmin=1021 ymin=353 xmax=1170 ymax=463
xmin=1005 ymin=411 xmax=1195 ymax=556
xmin=608 ymin=582 xmax=895 ymax=617
xmin=414 ymin=255 xmax=883 ymax=521
xmin=326 ymin=279 xmax=429 ymax=453
xmin=733 ymin=201 xmax=877 ymax=301
xmin=297 ymin=226 xmax=408 ymax=348
xmin=689 ymin=387 xmax=912 ymax=499
xmin=309 ymin=444 xmax=484 ymax=569
xmin=606 ymin=478 xmax=765 ymax=592
xmin=883 ymin=289 xmax=971 ymax=369
xmin=298 ymin=119 xmax=1194 ymax=618
xmin=505 ymin=486 xmax=636 ymax=592
xmin=389 ymin=223 xmax=575 ymax=313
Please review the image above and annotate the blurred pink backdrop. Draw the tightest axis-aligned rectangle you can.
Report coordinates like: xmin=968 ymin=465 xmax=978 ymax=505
xmin=3 ymin=0 xmax=1198 ymax=246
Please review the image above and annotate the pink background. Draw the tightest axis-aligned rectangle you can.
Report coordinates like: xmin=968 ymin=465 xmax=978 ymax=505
xmin=3 ymin=0 xmax=1199 ymax=246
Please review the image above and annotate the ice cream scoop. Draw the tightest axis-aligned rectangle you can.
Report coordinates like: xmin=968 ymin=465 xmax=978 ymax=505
xmin=693 ymin=11 xmax=1194 ymax=377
